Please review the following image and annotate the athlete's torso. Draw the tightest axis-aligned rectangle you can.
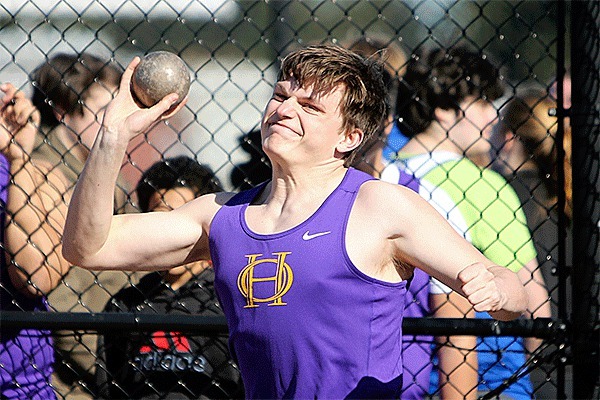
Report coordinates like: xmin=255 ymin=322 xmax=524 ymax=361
xmin=209 ymin=167 xmax=408 ymax=399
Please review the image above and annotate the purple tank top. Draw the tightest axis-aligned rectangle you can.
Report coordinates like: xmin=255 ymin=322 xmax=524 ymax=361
xmin=0 ymin=154 xmax=56 ymax=399
xmin=209 ymin=167 xmax=408 ymax=399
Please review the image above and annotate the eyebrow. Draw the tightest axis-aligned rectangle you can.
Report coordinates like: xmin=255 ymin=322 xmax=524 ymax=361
xmin=274 ymin=82 xmax=319 ymax=102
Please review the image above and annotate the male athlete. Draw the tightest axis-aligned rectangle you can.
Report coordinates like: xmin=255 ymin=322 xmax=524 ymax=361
xmin=63 ymin=45 xmax=527 ymax=398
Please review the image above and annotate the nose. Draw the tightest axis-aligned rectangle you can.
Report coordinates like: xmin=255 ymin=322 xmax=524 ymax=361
xmin=274 ymin=96 xmax=297 ymax=118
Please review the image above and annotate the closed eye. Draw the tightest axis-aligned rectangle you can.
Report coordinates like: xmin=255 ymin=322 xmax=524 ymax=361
xmin=271 ymin=92 xmax=287 ymax=102
xmin=301 ymin=101 xmax=323 ymax=113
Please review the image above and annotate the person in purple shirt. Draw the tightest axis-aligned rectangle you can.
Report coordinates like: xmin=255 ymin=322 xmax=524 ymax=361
xmin=392 ymin=173 xmax=435 ymax=399
xmin=0 ymin=84 xmax=71 ymax=399
xmin=62 ymin=44 xmax=528 ymax=398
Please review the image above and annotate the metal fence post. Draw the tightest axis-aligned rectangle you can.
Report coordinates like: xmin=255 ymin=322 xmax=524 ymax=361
xmin=571 ymin=1 xmax=600 ymax=398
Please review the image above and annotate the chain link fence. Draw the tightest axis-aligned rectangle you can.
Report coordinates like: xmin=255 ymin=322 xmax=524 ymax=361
xmin=1 ymin=0 xmax=596 ymax=399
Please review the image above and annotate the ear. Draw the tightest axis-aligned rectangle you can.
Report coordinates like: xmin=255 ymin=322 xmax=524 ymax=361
xmin=503 ymin=131 xmax=517 ymax=152
xmin=336 ymin=127 xmax=364 ymax=154
xmin=53 ymin=108 xmax=66 ymax=124
xmin=434 ymin=107 xmax=460 ymax=130
xmin=382 ymin=115 xmax=394 ymax=137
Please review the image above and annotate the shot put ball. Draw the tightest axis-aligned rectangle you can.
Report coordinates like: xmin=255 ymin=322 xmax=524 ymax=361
xmin=131 ymin=51 xmax=191 ymax=108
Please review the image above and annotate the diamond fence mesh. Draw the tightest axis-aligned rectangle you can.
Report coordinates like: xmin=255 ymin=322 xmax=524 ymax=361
xmin=0 ymin=0 xmax=595 ymax=399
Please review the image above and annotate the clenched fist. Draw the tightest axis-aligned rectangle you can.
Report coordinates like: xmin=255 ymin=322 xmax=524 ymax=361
xmin=458 ymin=262 xmax=526 ymax=320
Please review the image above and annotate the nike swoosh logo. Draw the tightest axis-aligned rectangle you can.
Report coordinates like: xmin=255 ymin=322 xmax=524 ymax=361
xmin=302 ymin=230 xmax=331 ymax=240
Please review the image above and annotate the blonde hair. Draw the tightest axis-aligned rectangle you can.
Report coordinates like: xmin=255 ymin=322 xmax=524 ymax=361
xmin=498 ymin=91 xmax=572 ymax=218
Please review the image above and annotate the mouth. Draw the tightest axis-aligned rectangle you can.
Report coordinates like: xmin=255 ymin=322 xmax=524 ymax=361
xmin=268 ymin=121 xmax=301 ymax=137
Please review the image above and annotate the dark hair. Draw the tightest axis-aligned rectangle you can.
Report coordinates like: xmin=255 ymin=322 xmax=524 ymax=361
xmin=397 ymin=46 xmax=504 ymax=136
xmin=136 ymin=156 xmax=222 ymax=213
xmin=349 ymin=37 xmax=407 ymax=118
xmin=230 ymin=129 xmax=272 ymax=191
xmin=31 ymin=53 xmax=122 ymax=127
xmin=278 ymin=45 xmax=388 ymax=163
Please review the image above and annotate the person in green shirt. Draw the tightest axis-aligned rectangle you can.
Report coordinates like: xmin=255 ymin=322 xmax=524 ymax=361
xmin=382 ymin=46 xmax=551 ymax=399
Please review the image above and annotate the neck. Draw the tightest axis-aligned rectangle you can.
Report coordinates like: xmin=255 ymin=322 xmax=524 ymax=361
xmin=247 ymin=162 xmax=348 ymax=234
xmin=267 ymin=162 xmax=347 ymax=201
xmin=496 ymin=142 xmax=539 ymax=175
xmin=56 ymin=126 xmax=88 ymax=164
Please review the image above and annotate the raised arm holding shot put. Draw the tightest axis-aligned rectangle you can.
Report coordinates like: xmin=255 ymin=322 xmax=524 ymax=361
xmin=63 ymin=45 xmax=527 ymax=398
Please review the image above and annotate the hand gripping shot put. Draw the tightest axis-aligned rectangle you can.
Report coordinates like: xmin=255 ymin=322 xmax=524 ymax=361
xmin=131 ymin=51 xmax=191 ymax=108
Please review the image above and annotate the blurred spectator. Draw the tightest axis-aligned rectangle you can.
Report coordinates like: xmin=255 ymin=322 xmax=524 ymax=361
xmin=31 ymin=53 xmax=141 ymax=397
xmin=96 ymin=156 xmax=244 ymax=399
xmin=0 ymin=83 xmax=70 ymax=399
xmin=382 ymin=46 xmax=551 ymax=399
xmin=349 ymin=36 xmax=410 ymax=173
xmin=493 ymin=91 xmax=572 ymax=315
xmin=230 ymin=129 xmax=271 ymax=191
xmin=493 ymin=90 xmax=573 ymax=398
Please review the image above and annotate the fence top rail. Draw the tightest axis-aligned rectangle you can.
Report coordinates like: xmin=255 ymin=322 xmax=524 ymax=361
xmin=0 ymin=311 xmax=565 ymax=339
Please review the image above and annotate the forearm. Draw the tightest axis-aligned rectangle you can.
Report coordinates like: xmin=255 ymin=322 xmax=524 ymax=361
xmin=518 ymin=262 xmax=551 ymax=319
xmin=437 ymin=336 xmax=478 ymax=400
xmin=5 ymin=160 xmax=68 ymax=296
xmin=62 ymin=126 xmax=128 ymax=266
xmin=63 ymin=57 xmax=184 ymax=267
xmin=432 ymin=292 xmax=478 ymax=400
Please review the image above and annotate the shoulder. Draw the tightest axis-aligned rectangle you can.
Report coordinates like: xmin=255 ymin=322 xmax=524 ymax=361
xmin=355 ymin=179 xmax=430 ymax=221
xmin=177 ymin=191 xmax=238 ymax=226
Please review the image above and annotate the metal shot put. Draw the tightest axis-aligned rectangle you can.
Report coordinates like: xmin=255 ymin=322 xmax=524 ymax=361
xmin=131 ymin=51 xmax=191 ymax=108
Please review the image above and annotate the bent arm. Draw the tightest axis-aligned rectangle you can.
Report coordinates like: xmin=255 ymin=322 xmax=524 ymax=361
xmin=61 ymin=122 xmax=130 ymax=266
xmin=5 ymin=159 xmax=70 ymax=296
xmin=62 ymin=57 xmax=198 ymax=271
xmin=388 ymin=186 xmax=527 ymax=320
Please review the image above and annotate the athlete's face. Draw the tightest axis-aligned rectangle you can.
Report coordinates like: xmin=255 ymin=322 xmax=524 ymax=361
xmin=261 ymin=78 xmax=349 ymax=165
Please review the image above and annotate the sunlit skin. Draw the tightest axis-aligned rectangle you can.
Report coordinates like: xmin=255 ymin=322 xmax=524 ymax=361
xmin=147 ymin=186 xmax=210 ymax=290
xmin=260 ymin=79 xmax=360 ymax=173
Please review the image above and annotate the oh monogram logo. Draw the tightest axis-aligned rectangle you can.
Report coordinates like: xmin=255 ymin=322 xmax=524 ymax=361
xmin=237 ymin=252 xmax=294 ymax=308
